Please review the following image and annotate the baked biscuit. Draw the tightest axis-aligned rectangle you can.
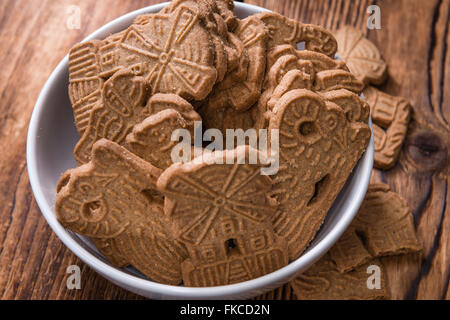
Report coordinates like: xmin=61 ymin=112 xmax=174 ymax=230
xmin=68 ymin=41 xmax=104 ymax=135
xmin=74 ymin=68 xmax=150 ymax=164
xmin=335 ymin=26 xmax=388 ymax=86
xmin=291 ymin=254 xmax=390 ymax=300
xmin=256 ymin=12 xmax=337 ymax=57
xmin=126 ymin=109 xmax=197 ymax=170
xmin=56 ymin=139 xmax=188 ymax=285
xmin=157 ymin=146 xmax=288 ymax=286
xmin=267 ymin=89 xmax=371 ymax=260
xmin=364 ymin=86 xmax=412 ymax=170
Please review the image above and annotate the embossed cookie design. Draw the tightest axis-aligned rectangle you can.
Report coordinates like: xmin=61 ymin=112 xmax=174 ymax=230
xmin=329 ymin=183 xmax=422 ymax=273
xmin=351 ymin=183 xmax=422 ymax=257
xmin=267 ymin=45 xmax=348 ymax=72
xmin=320 ymin=89 xmax=370 ymax=123
xmin=364 ymin=86 xmax=412 ymax=170
xmin=92 ymin=238 xmax=130 ymax=268
xmin=145 ymin=93 xmax=201 ymax=127
xmin=315 ymin=69 xmax=365 ymax=94
xmin=328 ymin=226 xmax=373 ymax=273
xmin=290 ymin=254 xmax=390 ymax=300
xmin=74 ymin=68 xmax=150 ymax=164
xmin=335 ymin=26 xmax=388 ymax=86
xmin=127 ymin=109 xmax=198 ymax=170
xmin=68 ymin=41 xmax=104 ymax=135
xmin=157 ymin=146 xmax=288 ymax=286
xmin=207 ymin=16 xmax=268 ymax=112
xmin=56 ymin=139 xmax=188 ymax=285
xmin=98 ymin=6 xmax=217 ymax=100
xmin=159 ymin=0 xmax=238 ymax=84
xmin=255 ymin=12 xmax=338 ymax=57
xmin=268 ymin=89 xmax=371 ymax=260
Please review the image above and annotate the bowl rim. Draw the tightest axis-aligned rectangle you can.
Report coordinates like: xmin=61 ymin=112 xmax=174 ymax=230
xmin=26 ymin=1 xmax=374 ymax=299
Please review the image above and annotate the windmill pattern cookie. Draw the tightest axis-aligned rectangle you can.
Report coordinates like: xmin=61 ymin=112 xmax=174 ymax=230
xmin=98 ymin=6 xmax=217 ymax=100
xmin=267 ymin=89 xmax=371 ymax=260
xmin=126 ymin=109 xmax=197 ymax=170
xmin=56 ymin=139 xmax=188 ymax=285
xmin=157 ymin=146 xmax=288 ymax=286
xmin=335 ymin=26 xmax=388 ymax=86
xmin=364 ymin=86 xmax=412 ymax=170
xmin=256 ymin=12 xmax=337 ymax=58
xmin=290 ymin=254 xmax=390 ymax=300
xmin=68 ymin=41 xmax=104 ymax=135
xmin=74 ymin=68 xmax=150 ymax=164
xmin=158 ymin=0 xmax=239 ymax=84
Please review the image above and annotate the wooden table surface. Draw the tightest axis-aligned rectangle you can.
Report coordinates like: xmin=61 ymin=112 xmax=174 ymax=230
xmin=0 ymin=0 xmax=448 ymax=300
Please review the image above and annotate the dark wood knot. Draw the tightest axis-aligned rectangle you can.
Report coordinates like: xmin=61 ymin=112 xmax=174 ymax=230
xmin=406 ymin=131 xmax=448 ymax=172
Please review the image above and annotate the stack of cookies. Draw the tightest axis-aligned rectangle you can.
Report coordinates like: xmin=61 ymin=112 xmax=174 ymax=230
xmin=56 ymin=0 xmax=371 ymax=287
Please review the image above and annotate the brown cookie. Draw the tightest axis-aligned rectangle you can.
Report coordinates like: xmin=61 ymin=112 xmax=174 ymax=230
xmin=253 ymin=56 xmax=315 ymax=131
xmin=264 ymin=54 xmax=315 ymax=90
xmin=320 ymin=89 xmax=370 ymax=123
xmin=146 ymin=93 xmax=201 ymax=127
xmin=315 ymin=69 xmax=365 ymax=94
xmin=268 ymin=69 xmax=314 ymax=109
xmin=126 ymin=109 xmax=197 ymax=170
xmin=159 ymin=0 xmax=239 ymax=84
xmin=351 ymin=183 xmax=422 ymax=257
xmin=157 ymin=146 xmax=288 ymax=286
xmin=211 ymin=32 xmax=229 ymax=83
xmin=92 ymin=238 xmax=130 ymax=268
xmin=255 ymin=48 xmax=359 ymax=131
xmin=290 ymin=254 xmax=390 ymax=300
xmin=328 ymin=227 xmax=373 ymax=273
xmin=97 ymin=6 xmax=217 ymax=100
xmin=198 ymin=103 xmax=256 ymax=134
xmin=335 ymin=26 xmax=388 ymax=86
xmin=255 ymin=12 xmax=337 ymax=58
xmin=207 ymin=16 xmax=268 ymax=112
xmin=56 ymin=139 xmax=188 ymax=285
xmin=254 ymin=69 xmax=315 ymax=131
xmin=68 ymin=41 xmax=104 ymax=135
xmin=267 ymin=89 xmax=371 ymax=260
xmin=225 ymin=32 xmax=250 ymax=81
xmin=74 ymin=68 xmax=150 ymax=165
xmin=267 ymin=45 xmax=348 ymax=72
xmin=364 ymin=86 xmax=412 ymax=170
xmin=215 ymin=0 xmax=238 ymax=31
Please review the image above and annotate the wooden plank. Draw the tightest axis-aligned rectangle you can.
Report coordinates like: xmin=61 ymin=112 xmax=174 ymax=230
xmin=0 ymin=0 xmax=447 ymax=299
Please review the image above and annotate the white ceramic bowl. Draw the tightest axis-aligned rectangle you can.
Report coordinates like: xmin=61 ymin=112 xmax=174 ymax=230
xmin=27 ymin=1 xmax=374 ymax=300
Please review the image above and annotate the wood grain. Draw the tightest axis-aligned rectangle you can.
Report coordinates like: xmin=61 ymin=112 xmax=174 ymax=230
xmin=0 ymin=0 xmax=448 ymax=300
